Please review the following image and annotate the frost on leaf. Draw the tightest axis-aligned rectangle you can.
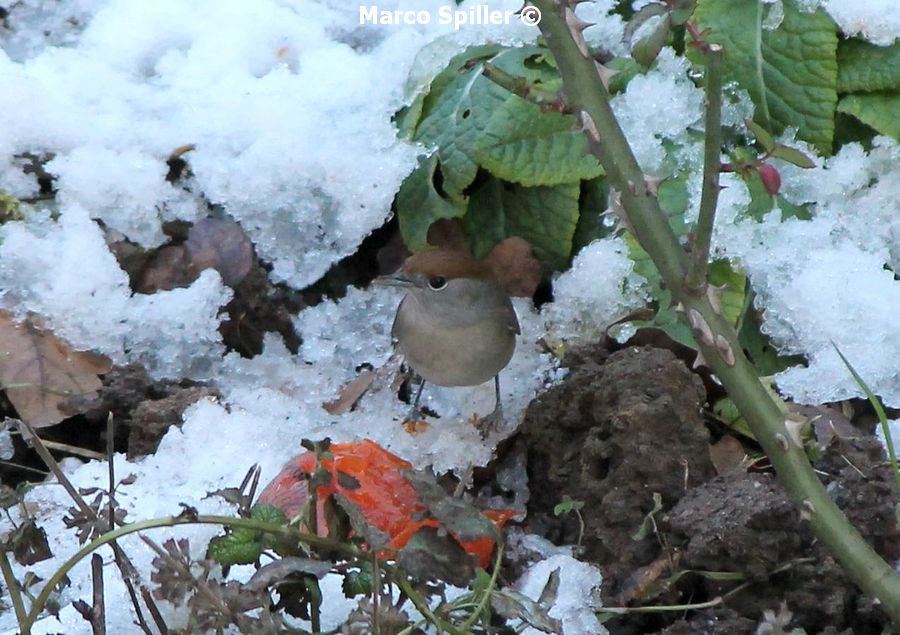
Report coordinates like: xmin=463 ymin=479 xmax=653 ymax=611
xmin=0 ymin=310 xmax=111 ymax=427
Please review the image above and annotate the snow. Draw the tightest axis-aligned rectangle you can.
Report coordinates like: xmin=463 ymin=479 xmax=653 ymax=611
xmin=821 ymin=0 xmax=900 ymax=46
xmin=714 ymin=136 xmax=900 ymax=409
xmin=610 ymin=48 xmax=706 ymax=176
xmin=514 ymin=554 xmax=606 ymax=635
xmin=544 ymin=237 xmax=648 ymax=344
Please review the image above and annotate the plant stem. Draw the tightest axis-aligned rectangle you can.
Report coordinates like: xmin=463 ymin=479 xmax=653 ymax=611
xmin=460 ymin=541 xmax=504 ymax=630
xmin=23 ymin=515 xmax=350 ymax=631
xmin=393 ymin=573 xmax=468 ymax=635
xmin=685 ymin=43 xmax=723 ymax=291
xmin=532 ymin=0 xmax=900 ymax=622
xmin=0 ymin=550 xmax=28 ymax=633
xmin=833 ymin=343 xmax=900 ymax=491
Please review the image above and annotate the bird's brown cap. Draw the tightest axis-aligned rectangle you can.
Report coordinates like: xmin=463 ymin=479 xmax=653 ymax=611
xmin=399 ymin=248 xmax=493 ymax=280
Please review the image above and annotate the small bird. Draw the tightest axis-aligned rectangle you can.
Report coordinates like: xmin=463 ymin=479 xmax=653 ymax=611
xmin=376 ymin=248 xmax=519 ymax=433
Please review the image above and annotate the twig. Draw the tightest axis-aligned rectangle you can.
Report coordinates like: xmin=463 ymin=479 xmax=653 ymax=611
xmin=73 ymin=554 xmax=106 ymax=635
xmin=481 ymin=62 xmax=563 ymax=109
xmin=18 ymin=420 xmax=159 ymax=634
xmin=685 ymin=43 xmax=724 ymax=291
xmin=23 ymin=514 xmax=356 ymax=630
xmin=531 ymin=0 xmax=900 ymax=621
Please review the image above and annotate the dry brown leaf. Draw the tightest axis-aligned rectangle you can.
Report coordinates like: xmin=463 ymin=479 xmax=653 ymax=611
xmin=709 ymin=435 xmax=747 ymax=475
xmin=322 ymin=370 xmax=376 ymax=415
xmin=484 ymin=237 xmax=541 ymax=298
xmin=0 ymin=311 xmax=111 ymax=428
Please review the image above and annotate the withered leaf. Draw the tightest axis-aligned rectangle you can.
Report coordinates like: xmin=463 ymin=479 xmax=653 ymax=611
xmin=323 ymin=369 xmax=375 ymax=415
xmin=490 ymin=588 xmax=562 ymax=633
xmin=484 ymin=237 xmax=541 ymax=298
xmin=709 ymin=436 xmax=747 ymax=475
xmin=397 ymin=526 xmax=476 ymax=586
xmin=402 ymin=469 xmax=498 ymax=544
xmin=244 ymin=557 xmax=332 ymax=592
xmin=0 ymin=311 xmax=111 ymax=428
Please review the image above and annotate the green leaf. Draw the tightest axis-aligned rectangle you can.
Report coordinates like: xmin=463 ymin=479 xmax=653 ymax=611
xmin=738 ymin=299 xmax=806 ymax=375
xmin=394 ymin=91 xmax=426 ymax=140
xmin=692 ymin=0 xmax=838 ymax=153
xmin=746 ymin=119 xmax=776 ymax=152
xmin=707 ymin=260 xmax=746 ymax=327
xmin=837 ymin=39 xmax=900 ymax=93
xmin=465 ymin=179 xmax=580 ymax=268
xmin=769 ymin=145 xmax=816 ymax=168
xmin=412 ymin=45 xmax=577 ymax=199
xmin=396 ymin=154 xmax=467 ymax=252
xmin=837 ymin=93 xmax=900 ymax=141
xmin=208 ymin=529 xmax=264 ymax=566
xmin=251 ymin=503 xmax=287 ymax=525
xmin=553 ymin=495 xmax=585 ymax=516
xmin=474 ymin=99 xmax=602 ymax=186
xmin=605 ymin=57 xmax=643 ymax=94
xmin=630 ymin=12 xmax=671 ymax=67
xmin=631 ymin=492 xmax=664 ymax=541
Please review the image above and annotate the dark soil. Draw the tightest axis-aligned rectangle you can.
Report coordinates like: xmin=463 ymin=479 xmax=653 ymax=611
xmin=516 ymin=344 xmax=898 ymax=634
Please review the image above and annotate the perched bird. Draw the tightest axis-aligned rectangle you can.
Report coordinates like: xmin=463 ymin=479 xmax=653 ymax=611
xmin=376 ymin=248 xmax=520 ymax=432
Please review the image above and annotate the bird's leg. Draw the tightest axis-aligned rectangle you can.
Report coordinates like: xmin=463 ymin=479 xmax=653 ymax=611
xmin=407 ymin=377 xmax=427 ymax=422
xmin=475 ymin=375 xmax=504 ymax=438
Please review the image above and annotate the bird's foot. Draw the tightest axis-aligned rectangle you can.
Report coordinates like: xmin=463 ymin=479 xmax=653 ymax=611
xmin=402 ymin=408 xmax=429 ymax=435
xmin=472 ymin=404 xmax=504 ymax=439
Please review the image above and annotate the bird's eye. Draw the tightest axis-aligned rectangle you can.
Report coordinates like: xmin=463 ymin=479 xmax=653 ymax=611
xmin=427 ymin=276 xmax=448 ymax=291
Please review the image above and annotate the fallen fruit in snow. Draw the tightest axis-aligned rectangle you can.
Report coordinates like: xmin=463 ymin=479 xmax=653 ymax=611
xmin=258 ymin=440 xmax=516 ymax=568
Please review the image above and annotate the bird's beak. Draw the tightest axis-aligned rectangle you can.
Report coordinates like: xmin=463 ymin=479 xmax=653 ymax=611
xmin=373 ymin=272 xmax=415 ymax=288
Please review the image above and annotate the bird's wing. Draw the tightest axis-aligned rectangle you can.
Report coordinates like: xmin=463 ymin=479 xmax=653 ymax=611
xmin=504 ymin=298 xmax=521 ymax=335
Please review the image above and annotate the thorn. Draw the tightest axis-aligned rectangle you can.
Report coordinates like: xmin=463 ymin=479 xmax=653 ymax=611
xmin=715 ymin=333 xmax=736 ymax=365
xmin=564 ymin=9 xmax=591 ymax=58
xmin=594 ymin=61 xmax=619 ymax=90
xmin=687 ymin=309 xmax=715 ymax=347
xmin=706 ymin=284 xmax=725 ymax=315
xmin=564 ymin=9 xmax=594 ymax=32
xmin=775 ymin=433 xmax=790 ymax=451
xmin=692 ymin=349 xmax=707 ymax=369
xmin=580 ymin=110 xmax=601 ymax=142
xmin=643 ymin=175 xmax=663 ymax=196
xmin=784 ymin=417 xmax=806 ymax=449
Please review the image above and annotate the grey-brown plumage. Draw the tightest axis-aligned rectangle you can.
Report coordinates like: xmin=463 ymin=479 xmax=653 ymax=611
xmin=376 ymin=248 xmax=519 ymax=431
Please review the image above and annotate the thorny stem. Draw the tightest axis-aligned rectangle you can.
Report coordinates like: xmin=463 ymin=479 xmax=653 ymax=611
xmin=532 ymin=0 xmax=900 ymax=623
xmin=685 ymin=43 xmax=723 ymax=291
xmin=23 ymin=515 xmax=352 ymax=632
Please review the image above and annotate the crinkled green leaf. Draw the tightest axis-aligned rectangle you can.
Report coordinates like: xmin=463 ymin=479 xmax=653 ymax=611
xmin=693 ymin=0 xmax=838 ymax=153
xmin=474 ymin=99 xmax=602 ymax=186
xmin=251 ymin=503 xmax=287 ymax=525
xmin=837 ymin=39 xmax=900 ymax=93
xmin=208 ymin=529 xmax=264 ymax=566
xmin=465 ymin=179 xmax=580 ymax=269
xmin=396 ymin=153 xmax=467 ymax=252
xmin=413 ymin=45 xmax=572 ymax=199
xmin=631 ymin=13 xmax=671 ymax=67
xmin=837 ymin=93 xmax=900 ymax=141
